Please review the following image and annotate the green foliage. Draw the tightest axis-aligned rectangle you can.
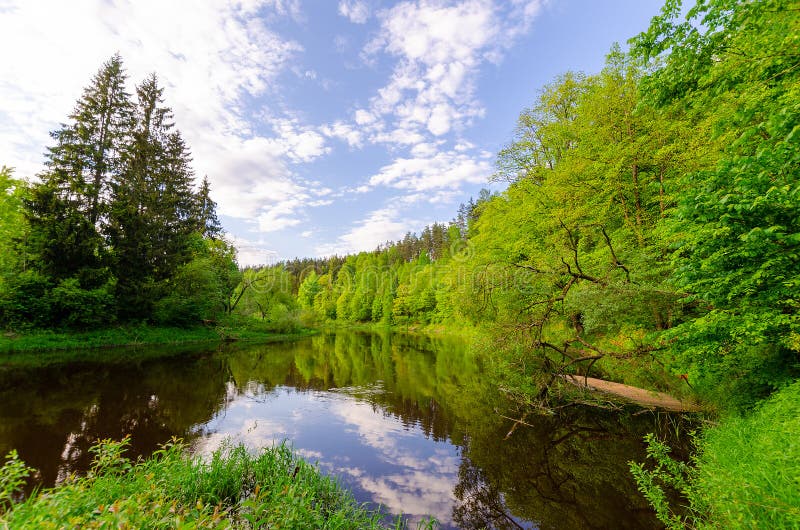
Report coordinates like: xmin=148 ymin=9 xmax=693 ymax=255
xmin=0 ymin=451 xmax=32 ymax=514
xmin=0 ymin=270 xmax=52 ymax=329
xmin=154 ymin=238 xmax=240 ymax=326
xmin=0 ymin=438 xmax=393 ymax=528
xmin=49 ymin=278 xmax=116 ymax=329
xmin=631 ymin=380 xmax=800 ymax=529
xmin=629 ymin=434 xmax=691 ymax=530
xmin=0 ymin=167 xmax=27 ymax=291
xmin=0 ymin=273 xmax=115 ymax=330
xmin=297 ymin=270 xmax=321 ymax=309
xmin=632 ymin=0 xmax=800 ymax=407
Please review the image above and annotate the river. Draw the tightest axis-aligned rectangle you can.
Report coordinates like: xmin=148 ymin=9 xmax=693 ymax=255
xmin=0 ymin=331 xmax=686 ymax=529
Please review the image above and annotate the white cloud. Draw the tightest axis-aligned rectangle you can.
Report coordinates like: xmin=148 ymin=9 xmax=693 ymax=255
xmin=269 ymin=118 xmax=331 ymax=162
xmin=368 ymin=149 xmax=491 ymax=192
xmin=355 ymin=0 xmax=545 ymax=148
xmin=354 ymin=109 xmax=376 ymax=125
xmin=260 ymin=0 xmax=303 ymax=21
xmin=320 ymin=121 xmax=364 ymax=148
xmin=252 ymin=184 xmax=333 ymax=233
xmin=316 ymin=206 xmax=419 ymax=256
xmin=227 ymin=235 xmax=280 ymax=267
xmin=338 ymin=0 xmax=370 ymax=24
xmin=370 ymin=127 xmax=425 ymax=147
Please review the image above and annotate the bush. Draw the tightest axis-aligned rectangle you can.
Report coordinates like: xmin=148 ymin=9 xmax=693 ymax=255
xmin=49 ymin=278 xmax=116 ymax=329
xmin=0 ymin=273 xmax=115 ymax=330
xmin=0 ymin=271 xmax=52 ymax=329
xmin=265 ymin=303 xmax=301 ymax=333
xmin=153 ymin=257 xmax=224 ymax=327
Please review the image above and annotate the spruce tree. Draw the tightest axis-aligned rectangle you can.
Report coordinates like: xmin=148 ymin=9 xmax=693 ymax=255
xmin=25 ymin=55 xmax=132 ymax=289
xmin=109 ymin=74 xmax=199 ymax=319
xmin=195 ymin=176 xmax=222 ymax=239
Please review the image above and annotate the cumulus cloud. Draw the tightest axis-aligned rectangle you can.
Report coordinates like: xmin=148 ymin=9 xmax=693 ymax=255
xmin=226 ymin=234 xmax=280 ymax=267
xmin=338 ymin=0 xmax=370 ymax=23
xmin=320 ymin=121 xmax=364 ymax=148
xmin=356 ymin=0 xmax=544 ymax=147
xmin=269 ymin=118 xmax=331 ymax=162
xmin=316 ymin=206 xmax=420 ymax=256
xmin=367 ymin=148 xmax=492 ymax=192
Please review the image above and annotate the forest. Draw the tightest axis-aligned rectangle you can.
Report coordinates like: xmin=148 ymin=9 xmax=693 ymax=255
xmin=1 ymin=0 xmax=798 ymax=528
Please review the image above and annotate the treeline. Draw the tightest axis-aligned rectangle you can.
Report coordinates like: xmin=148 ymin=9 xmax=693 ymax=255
xmin=240 ymin=0 xmax=799 ymax=412
xmin=232 ymin=191 xmax=494 ymax=331
xmin=0 ymin=56 xmax=240 ymax=329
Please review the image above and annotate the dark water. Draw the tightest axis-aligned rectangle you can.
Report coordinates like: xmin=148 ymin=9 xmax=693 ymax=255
xmin=0 ymin=331 xmax=685 ymax=529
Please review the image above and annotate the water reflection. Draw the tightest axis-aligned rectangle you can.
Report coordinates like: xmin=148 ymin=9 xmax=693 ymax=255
xmin=0 ymin=331 xmax=684 ymax=529
xmin=192 ymin=385 xmax=459 ymax=526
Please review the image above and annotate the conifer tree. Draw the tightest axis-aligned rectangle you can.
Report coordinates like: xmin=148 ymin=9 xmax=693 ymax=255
xmin=195 ymin=176 xmax=222 ymax=239
xmin=109 ymin=74 xmax=197 ymax=318
xmin=25 ymin=55 xmax=132 ymax=289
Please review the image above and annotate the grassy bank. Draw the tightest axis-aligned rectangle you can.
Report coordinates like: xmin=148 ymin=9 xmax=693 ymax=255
xmin=0 ymin=324 xmax=318 ymax=367
xmin=631 ymin=380 xmax=800 ymax=529
xmin=0 ymin=438 xmax=409 ymax=529
xmin=318 ymin=320 xmax=479 ymax=340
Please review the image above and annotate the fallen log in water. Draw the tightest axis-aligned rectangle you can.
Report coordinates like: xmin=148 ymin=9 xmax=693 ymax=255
xmin=561 ymin=375 xmax=702 ymax=412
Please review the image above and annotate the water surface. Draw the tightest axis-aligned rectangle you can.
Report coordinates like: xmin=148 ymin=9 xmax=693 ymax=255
xmin=0 ymin=331 xmax=682 ymax=529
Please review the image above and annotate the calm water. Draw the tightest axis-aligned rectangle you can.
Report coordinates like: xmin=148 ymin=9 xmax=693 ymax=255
xmin=0 ymin=331 xmax=684 ymax=529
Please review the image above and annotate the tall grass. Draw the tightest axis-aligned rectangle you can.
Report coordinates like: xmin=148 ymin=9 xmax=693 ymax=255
xmin=631 ymin=380 xmax=800 ymax=529
xmin=0 ymin=437 xmax=418 ymax=529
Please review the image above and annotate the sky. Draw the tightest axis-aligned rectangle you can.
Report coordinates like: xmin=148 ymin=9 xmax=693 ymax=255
xmin=0 ymin=0 xmax=665 ymax=266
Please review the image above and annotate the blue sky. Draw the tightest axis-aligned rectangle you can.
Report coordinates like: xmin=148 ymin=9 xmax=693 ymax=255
xmin=0 ymin=0 xmax=665 ymax=265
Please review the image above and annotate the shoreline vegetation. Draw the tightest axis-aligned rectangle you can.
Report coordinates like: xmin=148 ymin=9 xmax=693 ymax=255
xmin=0 ymin=324 xmax=318 ymax=366
xmin=0 ymin=438 xmax=418 ymax=529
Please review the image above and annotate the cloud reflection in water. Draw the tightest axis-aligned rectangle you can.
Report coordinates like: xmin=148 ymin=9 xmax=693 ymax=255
xmin=193 ymin=383 xmax=459 ymax=527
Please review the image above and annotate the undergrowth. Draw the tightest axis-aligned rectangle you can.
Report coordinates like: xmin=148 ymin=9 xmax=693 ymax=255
xmin=0 ymin=437 xmax=435 ymax=529
xmin=630 ymin=380 xmax=800 ymax=529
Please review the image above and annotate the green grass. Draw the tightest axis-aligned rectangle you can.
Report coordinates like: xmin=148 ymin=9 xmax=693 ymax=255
xmin=0 ymin=324 xmax=318 ymax=367
xmin=0 ymin=438 xmax=420 ymax=529
xmin=631 ymin=380 xmax=800 ymax=529
xmin=0 ymin=325 xmax=219 ymax=353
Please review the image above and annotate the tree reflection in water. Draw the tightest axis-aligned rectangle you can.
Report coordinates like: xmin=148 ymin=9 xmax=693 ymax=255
xmin=0 ymin=332 xmax=691 ymax=528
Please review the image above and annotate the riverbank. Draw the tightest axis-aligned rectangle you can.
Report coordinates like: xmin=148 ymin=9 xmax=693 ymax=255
xmin=0 ymin=438 xmax=400 ymax=528
xmin=0 ymin=324 xmax=317 ymax=367
xmin=319 ymin=320 xmax=480 ymax=340
xmin=631 ymin=380 xmax=800 ymax=529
